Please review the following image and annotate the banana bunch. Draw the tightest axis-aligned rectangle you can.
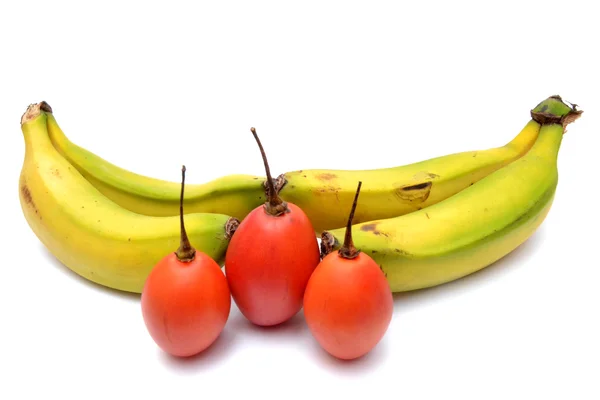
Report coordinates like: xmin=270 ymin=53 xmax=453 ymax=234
xmin=18 ymin=95 xmax=581 ymax=295
xmin=47 ymin=103 xmax=547 ymax=233
xmin=18 ymin=103 xmax=239 ymax=293
xmin=321 ymin=96 xmax=582 ymax=292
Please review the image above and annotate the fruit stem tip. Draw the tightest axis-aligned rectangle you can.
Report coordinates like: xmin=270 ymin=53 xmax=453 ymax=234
xmin=251 ymin=127 xmax=289 ymax=216
xmin=20 ymin=101 xmax=52 ymax=125
xmin=175 ymin=164 xmax=196 ymax=262
xmin=339 ymin=181 xmax=362 ymax=259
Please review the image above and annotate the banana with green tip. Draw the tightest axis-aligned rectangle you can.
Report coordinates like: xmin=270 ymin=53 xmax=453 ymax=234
xmin=275 ymin=98 xmax=561 ymax=233
xmin=19 ymin=102 xmax=238 ymax=294
xmin=320 ymin=95 xmax=581 ymax=292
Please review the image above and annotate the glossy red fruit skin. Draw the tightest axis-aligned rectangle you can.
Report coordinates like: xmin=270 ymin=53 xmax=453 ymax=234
xmin=303 ymin=251 xmax=394 ymax=360
xmin=141 ymin=252 xmax=231 ymax=357
xmin=225 ymin=202 xmax=320 ymax=327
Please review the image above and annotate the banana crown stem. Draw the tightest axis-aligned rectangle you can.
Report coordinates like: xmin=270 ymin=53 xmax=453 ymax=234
xmin=530 ymin=95 xmax=583 ymax=128
xmin=20 ymin=101 xmax=52 ymax=125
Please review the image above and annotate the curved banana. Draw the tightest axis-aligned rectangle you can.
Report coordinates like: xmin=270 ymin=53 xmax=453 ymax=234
xmin=19 ymin=103 xmax=238 ymax=294
xmin=50 ymin=100 xmax=545 ymax=233
xmin=276 ymin=98 xmax=564 ymax=233
xmin=46 ymin=112 xmax=267 ymax=221
xmin=320 ymin=96 xmax=581 ymax=292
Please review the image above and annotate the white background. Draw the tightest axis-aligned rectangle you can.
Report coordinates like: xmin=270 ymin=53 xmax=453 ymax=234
xmin=1 ymin=1 xmax=599 ymax=399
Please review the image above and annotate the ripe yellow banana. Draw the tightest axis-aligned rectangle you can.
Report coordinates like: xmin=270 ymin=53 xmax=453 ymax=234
xmin=18 ymin=103 xmax=238 ymax=294
xmin=48 ymin=100 xmax=544 ymax=233
xmin=320 ymin=95 xmax=581 ymax=292
xmin=276 ymin=113 xmax=546 ymax=233
xmin=46 ymin=112 xmax=267 ymax=221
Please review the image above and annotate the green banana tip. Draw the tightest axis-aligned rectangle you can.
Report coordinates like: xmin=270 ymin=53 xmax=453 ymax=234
xmin=20 ymin=101 xmax=53 ymax=125
xmin=530 ymin=95 xmax=583 ymax=130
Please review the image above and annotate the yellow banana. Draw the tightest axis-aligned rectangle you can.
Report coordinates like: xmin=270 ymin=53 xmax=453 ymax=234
xmin=277 ymin=111 xmax=547 ymax=233
xmin=320 ymin=96 xmax=581 ymax=292
xmin=46 ymin=112 xmax=267 ymax=221
xmin=18 ymin=103 xmax=238 ymax=294
xmin=48 ymin=101 xmax=544 ymax=233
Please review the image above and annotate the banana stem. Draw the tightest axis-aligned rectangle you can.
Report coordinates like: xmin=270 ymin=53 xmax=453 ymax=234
xmin=251 ymin=127 xmax=290 ymax=216
xmin=175 ymin=165 xmax=196 ymax=262
xmin=338 ymin=181 xmax=362 ymax=259
xmin=530 ymin=95 xmax=583 ymax=129
xmin=20 ymin=101 xmax=52 ymax=125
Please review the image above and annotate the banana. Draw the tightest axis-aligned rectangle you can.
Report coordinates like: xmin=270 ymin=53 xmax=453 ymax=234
xmin=19 ymin=102 xmax=239 ymax=294
xmin=320 ymin=96 xmax=581 ymax=292
xmin=46 ymin=112 xmax=267 ymax=221
xmin=49 ymin=100 xmax=545 ymax=233
xmin=276 ymin=106 xmax=550 ymax=233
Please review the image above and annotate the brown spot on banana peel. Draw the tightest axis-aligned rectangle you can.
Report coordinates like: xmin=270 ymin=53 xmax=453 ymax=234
xmin=393 ymin=248 xmax=411 ymax=256
xmin=402 ymin=182 xmax=431 ymax=191
xmin=315 ymin=186 xmax=342 ymax=199
xmin=394 ymin=181 xmax=433 ymax=203
xmin=21 ymin=184 xmax=41 ymax=218
xmin=316 ymin=173 xmax=337 ymax=181
xmin=21 ymin=184 xmax=33 ymax=206
xmin=412 ymin=171 xmax=439 ymax=181
xmin=379 ymin=264 xmax=387 ymax=277
xmin=360 ymin=223 xmax=378 ymax=232
xmin=359 ymin=222 xmax=390 ymax=237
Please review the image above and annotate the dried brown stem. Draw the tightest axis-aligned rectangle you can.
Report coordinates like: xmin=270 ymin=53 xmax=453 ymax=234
xmin=338 ymin=181 xmax=362 ymax=259
xmin=251 ymin=127 xmax=289 ymax=216
xmin=175 ymin=165 xmax=196 ymax=262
